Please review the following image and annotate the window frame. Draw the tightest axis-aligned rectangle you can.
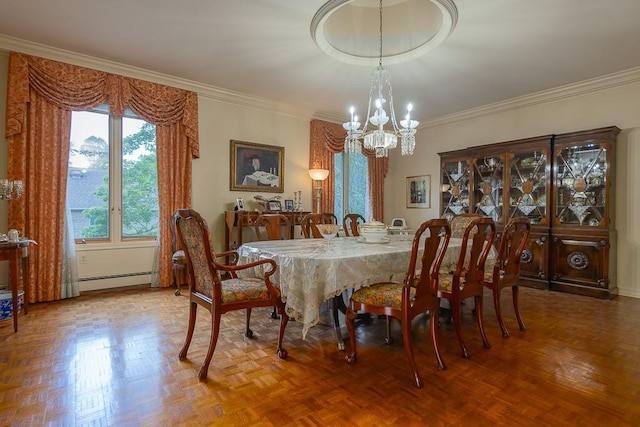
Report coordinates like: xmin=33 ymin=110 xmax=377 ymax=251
xmin=69 ymin=106 xmax=158 ymax=245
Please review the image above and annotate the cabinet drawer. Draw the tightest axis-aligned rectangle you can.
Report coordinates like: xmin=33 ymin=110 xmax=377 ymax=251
xmin=549 ymin=234 xmax=611 ymax=295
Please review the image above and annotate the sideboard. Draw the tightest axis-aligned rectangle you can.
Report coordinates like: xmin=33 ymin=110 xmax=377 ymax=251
xmin=224 ymin=210 xmax=310 ymax=252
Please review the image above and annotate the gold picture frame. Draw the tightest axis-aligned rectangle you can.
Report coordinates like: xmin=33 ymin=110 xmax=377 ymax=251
xmin=406 ymin=175 xmax=431 ymax=208
xmin=230 ymin=140 xmax=284 ymax=193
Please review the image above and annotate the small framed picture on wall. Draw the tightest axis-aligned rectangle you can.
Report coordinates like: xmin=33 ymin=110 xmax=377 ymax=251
xmin=406 ymin=175 xmax=431 ymax=208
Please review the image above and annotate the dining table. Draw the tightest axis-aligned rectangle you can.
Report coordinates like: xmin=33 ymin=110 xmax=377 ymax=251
xmin=237 ymin=234 xmax=494 ymax=348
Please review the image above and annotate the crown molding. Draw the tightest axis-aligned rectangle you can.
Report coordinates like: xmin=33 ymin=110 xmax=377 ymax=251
xmin=3 ymin=34 xmax=640 ymax=129
xmin=421 ymin=66 xmax=640 ymax=129
xmin=0 ymin=34 xmax=311 ymax=120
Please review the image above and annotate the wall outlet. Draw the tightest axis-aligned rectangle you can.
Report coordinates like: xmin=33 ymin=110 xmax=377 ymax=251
xmin=79 ymin=254 xmax=88 ymax=264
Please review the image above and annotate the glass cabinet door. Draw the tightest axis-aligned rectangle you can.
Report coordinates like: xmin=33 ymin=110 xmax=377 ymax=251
xmin=555 ymin=143 xmax=607 ymax=226
xmin=508 ymin=150 xmax=548 ymax=225
xmin=441 ymin=159 xmax=470 ymax=220
xmin=471 ymin=155 xmax=503 ymax=223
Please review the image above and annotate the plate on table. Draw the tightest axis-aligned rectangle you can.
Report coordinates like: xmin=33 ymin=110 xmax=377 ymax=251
xmin=357 ymin=237 xmax=390 ymax=244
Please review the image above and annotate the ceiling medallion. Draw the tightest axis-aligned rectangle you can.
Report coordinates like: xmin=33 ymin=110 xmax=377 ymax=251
xmin=311 ymin=0 xmax=458 ymax=66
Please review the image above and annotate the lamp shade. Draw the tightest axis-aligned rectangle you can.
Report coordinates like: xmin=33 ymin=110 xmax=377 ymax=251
xmin=308 ymin=169 xmax=330 ymax=181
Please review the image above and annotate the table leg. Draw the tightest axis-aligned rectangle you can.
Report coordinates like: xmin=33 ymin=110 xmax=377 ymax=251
xmin=21 ymin=247 xmax=28 ymax=315
xmin=328 ymin=296 xmax=345 ymax=351
xmin=9 ymin=250 xmax=18 ymax=333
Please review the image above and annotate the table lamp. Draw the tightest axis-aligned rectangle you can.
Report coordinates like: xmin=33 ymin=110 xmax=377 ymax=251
xmin=308 ymin=168 xmax=329 ymax=213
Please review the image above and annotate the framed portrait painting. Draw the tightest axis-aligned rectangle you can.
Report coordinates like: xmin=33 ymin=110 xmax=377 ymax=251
xmin=406 ymin=175 xmax=431 ymax=208
xmin=230 ymin=140 xmax=284 ymax=193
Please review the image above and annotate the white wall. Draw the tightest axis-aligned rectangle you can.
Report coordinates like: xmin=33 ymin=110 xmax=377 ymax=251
xmin=385 ymin=79 xmax=640 ymax=298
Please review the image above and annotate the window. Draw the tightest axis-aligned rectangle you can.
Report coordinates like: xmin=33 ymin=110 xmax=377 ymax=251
xmin=334 ymin=152 xmax=370 ymax=220
xmin=68 ymin=105 xmax=158 ymax=242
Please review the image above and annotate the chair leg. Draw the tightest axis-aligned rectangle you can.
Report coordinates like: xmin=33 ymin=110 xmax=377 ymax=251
xmin=198 ymin=311 xmax=222 ymax=380
xmin=344 ymin=307 xmax=358 ymax=364
xmin=493 ymin=285 xmax=510 ymax=338
xmin=400 ymin=318 xmax=423 ymax=389
xmin=430 ymin=309 xmax=446 ymax=371
xmin=384 ymin=316 xmax=394 ymax=345
xmin=270 ymin=305 xmax=279 ymax=319
xmin=173 ymin=265 xmax=186 ymax=296
xmin=451 ymin=298 xmax=470 ymax=359
xmin=276 ymin=303 xmax=289 ymax=359
xmin=245 ymin=308 xmax=254 ymax=338
xmin=512 ymin=286 xmax=527 ymax=332
xmin=475 ymin=295 xmax=491 ymax=349
xmin=179 ymin=301 xmax=198 ymax=360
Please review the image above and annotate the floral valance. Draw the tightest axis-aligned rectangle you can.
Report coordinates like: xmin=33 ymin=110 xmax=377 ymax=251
xmin=5 ymin=52 xmax=199 ymax=157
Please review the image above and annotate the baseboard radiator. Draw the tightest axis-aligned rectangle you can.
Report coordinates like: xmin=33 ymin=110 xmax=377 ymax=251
xmin=79 ymin=271 xmax=151 ymax=282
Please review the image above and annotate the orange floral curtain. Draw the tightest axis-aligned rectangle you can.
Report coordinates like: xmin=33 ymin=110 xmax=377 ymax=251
xmin=5 ymin=52 xmax=199 ymax=302
xmin=309 ymin=119 xmax=388 ymax=221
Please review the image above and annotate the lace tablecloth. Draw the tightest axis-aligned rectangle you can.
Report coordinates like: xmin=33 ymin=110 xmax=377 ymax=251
xmin=237 ymin=236 xmax=473 ymax=339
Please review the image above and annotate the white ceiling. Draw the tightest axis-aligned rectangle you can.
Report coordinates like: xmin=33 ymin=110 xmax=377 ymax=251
xmin=1 ymin=0 xmax=640 ymax=123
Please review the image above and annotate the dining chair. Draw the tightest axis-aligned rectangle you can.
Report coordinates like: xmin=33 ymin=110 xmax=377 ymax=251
xmin=342 ymin=213 xmax=365 ymax=237
xmin=449 ymin=213 xmax=482 ymax=238
xmin=253 ymin=213 xmax=291 ymax=320
xmin=169 ymin=213 xmax=188 ymax=296
xmin=254 ymin=213 xmax=291 ymax=241
xmin=300 ymin=213 xmax=338 ymax=238
xmin=345 ymin=218 xmax=451 ymax=388
xmin=483 ymin=217 xmax=531 ymax=338
xmin=438 ymin=216 xmax=496 ymax=359
xmin=174 ymin=209 xmax=289 ymax=380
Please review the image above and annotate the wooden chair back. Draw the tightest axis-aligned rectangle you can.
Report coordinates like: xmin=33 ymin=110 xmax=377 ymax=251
xmin=495 ymin=217 xmax=531 ymax=286
xmin=407 ymin=219 xmax=452 ymax=310
xmin=254 ymin=213 xmax=291 ymax=241
xmin=453 ymin=216 xmax=496 ymax=291
xmin=175 ymin=209 xmax=225 ymax=296
xmin=342 ymin=213 xmax=365 ymax=237
xmin=300 ymin=213 xmax=338 ymax=238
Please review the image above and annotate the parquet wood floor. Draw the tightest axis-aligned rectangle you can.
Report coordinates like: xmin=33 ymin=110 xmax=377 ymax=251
xmin=0 ymin=285 xmax=638 ymax=426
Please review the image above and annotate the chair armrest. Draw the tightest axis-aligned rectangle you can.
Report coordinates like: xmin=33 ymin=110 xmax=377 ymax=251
xmin=215 ymin=257 xmax=277 ymax=278
xmin=215 ymin=249 xmax=239 ymax=265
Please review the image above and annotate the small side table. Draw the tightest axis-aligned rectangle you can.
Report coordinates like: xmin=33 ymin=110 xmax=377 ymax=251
xmin=0 ymin=240 xmax=35 ymax=332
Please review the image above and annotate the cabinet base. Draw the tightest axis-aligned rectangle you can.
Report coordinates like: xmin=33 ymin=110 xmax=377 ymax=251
xmin=549 ymin=281 xmax=617 ymax=299
xmin=519 ymin=277 xmax=549 ymax=290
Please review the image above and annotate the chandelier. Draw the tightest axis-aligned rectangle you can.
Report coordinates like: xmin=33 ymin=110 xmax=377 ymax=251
xmin=343 ymin=0 xmax=419 ymax=158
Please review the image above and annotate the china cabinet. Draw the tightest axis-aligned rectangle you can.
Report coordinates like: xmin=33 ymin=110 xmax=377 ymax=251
xmin=549 ymin=126 xmax=618 ymax=298
xmin=440 ymin=135 xmax=553 ymax=290
xmin=439 ymin=126 xmax=618 ymax=298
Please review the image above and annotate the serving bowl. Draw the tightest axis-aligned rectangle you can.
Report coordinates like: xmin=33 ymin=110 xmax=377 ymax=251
xmin=358 ymin=220 xmax=388 ymax=242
